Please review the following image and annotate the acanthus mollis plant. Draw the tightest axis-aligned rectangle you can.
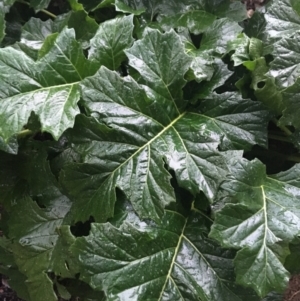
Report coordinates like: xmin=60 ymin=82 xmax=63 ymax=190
xmin=1 ymin=0 xmax=300 ymax=300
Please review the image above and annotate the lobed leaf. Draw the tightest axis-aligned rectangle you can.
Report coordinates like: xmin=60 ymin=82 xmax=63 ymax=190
xmin=210 ymin=158 xmax=300 ymax=296
xmin=0 ymin=28 xmax=98 ymax=142
xmin=70 ymin=210 xmax=259 ymax=301
xmin=89 ymin=15 xmax=134 ymax=70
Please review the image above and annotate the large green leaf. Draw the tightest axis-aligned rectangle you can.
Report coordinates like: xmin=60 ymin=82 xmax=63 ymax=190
xmin=200 ymin=18 xmax=242 ymax=55
xmin=60 ymin=29 xmax=269 ymax=223
xmin=70 ymin=210 xmax=259 ymax=301
xmin=4 ymin=143 xmax=74 ymax=301
xmin=115 ymin=0 xmax=202 ymax=19
xmin=0 ymin=27 xmax=98 ymax=142
xmin=263 ymin=0 xmax=300 ymax=50
xmin=160 ymin=10 xmax=216 ymax=35
xmin=210 ymin=158 xmax=300 ymax=297
xmin=280 ymin=78 xmax=300 ymax=129
xmin=269 ymin=34 xmax=300 ymax=88
xmin=16 ymin=11 xmax=98 ymax=58
xmin=29 ymin=0 xmax=51 ymax=10
xmin=89 ymin=15 xmax=134 ymax=70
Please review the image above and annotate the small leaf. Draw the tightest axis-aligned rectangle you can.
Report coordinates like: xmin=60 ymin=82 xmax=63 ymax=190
xmin=251 ymin=57 xmax=284 ymax=115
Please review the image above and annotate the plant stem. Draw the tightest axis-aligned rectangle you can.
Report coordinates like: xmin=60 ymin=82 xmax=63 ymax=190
xmin=18 ymin=129 xmax=33 ymax=138
xmin=268 ymin=133 xmax=291 ymax=142
xmin=271 ymin=118 xmax=293 ymax=136
xmin=286 ymin=155 xmax=300 ymax=163
xmin=16 ymin=0 xmax=57 ymax=19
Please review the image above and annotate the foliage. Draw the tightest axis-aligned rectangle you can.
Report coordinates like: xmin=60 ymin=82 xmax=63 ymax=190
xmin=1 ymin=0 xmax=300 ymax=300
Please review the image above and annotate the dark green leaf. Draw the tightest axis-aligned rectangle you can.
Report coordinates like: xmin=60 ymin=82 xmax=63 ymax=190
xmin=269 ymin=34 xmax=300 ymax=88
xmin=280 ymin=78 xmax=300 ymax=129
xmin=0 ymin=28 xmax=98 ymax=142
xmin=30 ymin=0 xmax=51 ymax=10
xmin=200 ymin=18 xmax=242 ymax=55
xmin=160 ymin=10 xmax=216 ymax=35
xmin=89 ymin=15 xmax=134 ymax=70
xmin=263 ymin=0 xmax=300 ymax=51
xmin=210 ymin=158 xmax=300 ymax=296
xmin=71 ymin=210 xmax=259 ymax=301
xmin=251 ymin=57 xmax=284 ymax=115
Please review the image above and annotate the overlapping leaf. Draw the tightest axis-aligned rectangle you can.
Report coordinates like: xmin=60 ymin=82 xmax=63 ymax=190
xmin=210 ymin=158 xmax=300 ymax=297
xmin=262 ymin=0 xmax=300 ymax=50
xmin=70 ymin=210 xmax=259 ymax=301
xmin=17 ymin=11 xmax=98 ymax=56
xmin=60 ymin=29 xmax=270 ymax=223
xmin=3 ymin=143 xmax=74 ymax=301
xmin=269 ymin=33 xmax=300 ymax=88
xmin=88 ymin=15 xmax=134 ymax=70
xmin=280 ymin=78 xmax=300 ymax=129
xmin=0 ymin=27 xmax=98 ymax=142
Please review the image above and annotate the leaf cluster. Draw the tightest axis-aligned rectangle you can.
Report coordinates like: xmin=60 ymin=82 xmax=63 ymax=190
xmin=1 ymin=0 xmax=300 ymax=300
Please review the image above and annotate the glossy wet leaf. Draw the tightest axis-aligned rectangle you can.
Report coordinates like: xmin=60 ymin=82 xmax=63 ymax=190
xmin=280 ymin=78 xmax=300 ymax=129
xmin=71 ymin=210 xmax=259 ymax=301
xmin=269 ymin=33 xmax=300 ymax=88
xmin=0 ymin=28 xmax=98 ymax=142
xmin=210 ymin=158 xmax=300 ymax=297
xmin=200 ymin=18 xmax=242 ymax=54
xmin=30 ymin=0 xmax=51 ymax=10
xmin=89 ymin=15 xmax=134 ymax=70
xmin=263 ymin=0 xmax=300 ymax=49
xmin=160 ymin=10 xmax=216 ymax=35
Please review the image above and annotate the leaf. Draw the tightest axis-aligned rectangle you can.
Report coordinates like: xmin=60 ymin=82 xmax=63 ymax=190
xmin=125 ymin=28 xmax=192 ymax=112
xmin=160 ymin=10 xmax=216 ymax=35
xmin=211 ymin=0 xmax=247 ymax=22
xmin=268 ymin=33 xmax=300 ymax=88
xmin=280 ymin=78 xmax=300 ymax=129
xmin=200 ymin=18 xmax=242 ymax=55
xmin=0 ymin=237 xmax=31 ymax=301
xmin=5 ymin=144 xmax=74 ymax=300
xmin=17 ymin=11 xmax=98 ymax=56
xmin=70 ymin=210 xmax=260 ymax=301
xmin=227 ymin=34 xmax=251 ymax=67
xmin=251 ymin=57 xmax=284 ymax=115
xmin=195 ymin=92 xmax=270 ymax=151
xmin=0 ymin=0 xmax=17 ymax=42
xmin=68 ymin=0 xmax=113 ymax=12
xmin=0 ymin=27 xmax=98 ymax=142
xmin=115 ymin=0 xmax=206 ymax=19
xmin=89 ymin=15 xmax=134 ymax=70
xmin=210 ymin=158 xmax=300 ymax=296
xmin=195 ymin=58 xmax=233 ymax=99
xmin=0 ymin=135 xmax=18 ymax=154
xmin=29 ymin=0 xmax=51 ymax=10
xmin=263 ymin=0 xmax=300 ymax=49
xmin=61 ymin=65 xmax=267 ymax=223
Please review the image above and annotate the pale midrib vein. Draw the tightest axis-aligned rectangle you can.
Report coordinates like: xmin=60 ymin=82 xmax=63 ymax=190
xmin=157 ymin=217 xmax=188 ymax=301
xmin=261 ymin=186 xmax=268 ymax=282
xmin=103 ymin=112 xmax=185 ymax=181
xmin=53 ymin=42 xmax=83 ymax=81
xmin=3 ymin=82 xmax=79 ymax=101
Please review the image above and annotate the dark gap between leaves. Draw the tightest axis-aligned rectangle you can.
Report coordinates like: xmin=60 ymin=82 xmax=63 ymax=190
xmin=70 ymin=216 xmax=95 ymax=237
